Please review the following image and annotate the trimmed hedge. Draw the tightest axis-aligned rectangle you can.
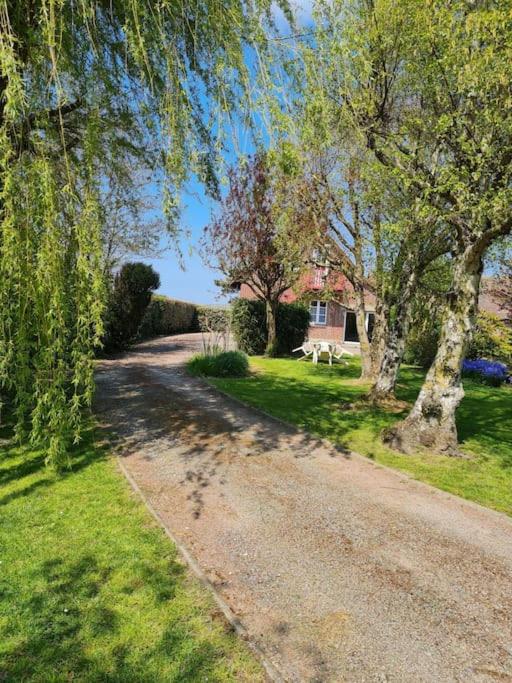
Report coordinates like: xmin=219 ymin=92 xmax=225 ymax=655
xmin=231 ymin=299 xmax=310 ymax=355
xmin=138 ymin=295 xmax=198 ymax=337
xmin=103 ymin=262 xmax=160 ymax=352
xmin=187 ymin=351 xmax=249 ymax=378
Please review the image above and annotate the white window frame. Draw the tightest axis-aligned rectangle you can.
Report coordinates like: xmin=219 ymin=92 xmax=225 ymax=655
xmin=310 ymin=300 xmax=327 ymax=326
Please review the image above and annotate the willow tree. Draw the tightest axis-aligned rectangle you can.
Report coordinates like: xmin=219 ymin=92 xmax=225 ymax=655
xmin=0 ymin=0 xmax=283 ymax=467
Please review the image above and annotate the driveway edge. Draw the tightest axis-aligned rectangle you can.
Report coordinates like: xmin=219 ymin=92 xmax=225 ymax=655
xmin=116 ymin=457 xmax=285 ymax=683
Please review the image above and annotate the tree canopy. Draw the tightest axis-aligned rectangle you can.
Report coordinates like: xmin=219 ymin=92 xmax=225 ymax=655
xmin=0 ymin=0 xmax=285 ymax=467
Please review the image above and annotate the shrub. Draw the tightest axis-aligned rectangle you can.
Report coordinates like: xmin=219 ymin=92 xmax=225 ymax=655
xmin=406 ymin=311 xmax=512 ymax=369
xmin=466 ymin=312 xmax=512 ymax=365
xmin=231 ymin=299 xmax=309 ymax=355
xmin=276 ymin=303 xmax=311 ymax=355
xmin=138 ymin=296 xmax=198 ymax=338
xmin=462 ymin=358 xmax=509 ymax=387
xmin=187 ymin=351 xmax=249 ymax=378
xmin=231 ymin=300 xmax=267 ymax=354
xmin=404 ymin=325 xmax=440 ymax=368
xmin=103 ymin=262 xmax=160 ymax=352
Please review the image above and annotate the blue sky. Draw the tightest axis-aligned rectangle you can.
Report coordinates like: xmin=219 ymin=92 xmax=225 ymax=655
xmin=141 ymin=1 xmax=314 ymax=305
xmin=143 ymin=190 xmax=223 ymax=306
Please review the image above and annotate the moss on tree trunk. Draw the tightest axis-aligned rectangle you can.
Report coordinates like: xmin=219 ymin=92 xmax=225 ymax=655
xmin=354 ymin=281 xmax=373 ymax=380
xmin=384 ymin=249 xmax=483 ymax=454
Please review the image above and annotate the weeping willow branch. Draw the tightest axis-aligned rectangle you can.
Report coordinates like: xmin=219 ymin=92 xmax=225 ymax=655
xmin=0 ymin=0 xmax=286 ymax=468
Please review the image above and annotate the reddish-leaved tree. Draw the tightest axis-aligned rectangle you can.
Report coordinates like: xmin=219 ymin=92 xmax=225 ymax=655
xmin=204 ymin=154 xmax=307 ymax=356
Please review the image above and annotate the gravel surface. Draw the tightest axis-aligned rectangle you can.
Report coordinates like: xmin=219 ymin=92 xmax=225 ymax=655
xmin=95 ymin=334 xmax=512 ymax=683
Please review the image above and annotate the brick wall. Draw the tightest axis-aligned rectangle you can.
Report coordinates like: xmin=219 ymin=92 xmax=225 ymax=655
xmin=308 ymin=301 xmax=345 ymax=342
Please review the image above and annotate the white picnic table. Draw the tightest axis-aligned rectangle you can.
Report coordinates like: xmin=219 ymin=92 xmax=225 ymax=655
xmin=293 ymin=340 xmax=354 ymax=366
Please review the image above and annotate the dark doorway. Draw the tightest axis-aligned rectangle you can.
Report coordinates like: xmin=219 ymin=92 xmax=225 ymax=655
xmin=344 ymin=312 xmax=358 ymax=342
xmin=344 ymin=312 xmax=375 ymax=342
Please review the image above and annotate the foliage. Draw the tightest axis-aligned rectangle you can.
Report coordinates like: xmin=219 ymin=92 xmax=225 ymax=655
xmin=139 ymin=296 xmax=199 ymax=339
xmin=0 ymin=0 xmax=283 ymax=467
xmin=462 ymin=359 xmax=509 ymax=388
xmin=231 ymin=300 xmax=268 ymax=355
xmin=103 ymin=263 xmax=159 ymax=352
xmin=101 ymin=176 xmax=167 ymax=272
xmin=404 ymin=261 xmax=452 ymax=368
xmin=211 ymin=357 xmax=512 ymax=516
xmin=0 ymin=417 xmax=263 ymax=680
xmin=277 ymin=302 xmax=312 ymax=355
xmin=197 ymin=306 xmax=231 ymax=333
xmin=466 ymin=312 xmax=512 ymax=365
xmin=283 ymin=0 xmax=512 ymax=450
xmin=203 ymin=153 xmax=309 ymax=355
xmin=404 ymin=326 xmax=440 ymax=369
xmin=187 ymin=351 xmax=249 ymax=378
xmin=231 ymin=299 xmax=310 ymax=356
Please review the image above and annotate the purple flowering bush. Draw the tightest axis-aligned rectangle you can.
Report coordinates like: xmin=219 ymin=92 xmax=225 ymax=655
xmin=462 ymin=359 xmax=509 ymax=387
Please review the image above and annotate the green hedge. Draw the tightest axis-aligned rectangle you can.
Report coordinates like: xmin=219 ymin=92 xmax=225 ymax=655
xmin=138 ymin=296 xmax=198 ymax=337
xmin=231 ymin=299 xmax=310 ymax=355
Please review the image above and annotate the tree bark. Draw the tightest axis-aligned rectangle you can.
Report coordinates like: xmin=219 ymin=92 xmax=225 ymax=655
xmin=370 ymin=299 xmax=387 ymax=378
xmin=368 ymin=299 xmax=411 ymax=402
xmin=351 ymin=198 xmax=373 ymax=380
xmin=384 ymin=247 xmax=484 ymax=454
xmin=265 ymin=299 xmax=278 ymax=357
xmin=368 ymin=266 xmax=417 ymax=402
xmin=354 ymin=280 xmax=373 ymax=380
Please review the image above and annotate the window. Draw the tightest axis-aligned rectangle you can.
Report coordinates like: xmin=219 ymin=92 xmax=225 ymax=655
xmin=310 ymin=300 xmax=327 ymax=325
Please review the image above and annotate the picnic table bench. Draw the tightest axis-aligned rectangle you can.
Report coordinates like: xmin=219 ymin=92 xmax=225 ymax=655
xmin=293 ymin=340 xmax=354 ymax=366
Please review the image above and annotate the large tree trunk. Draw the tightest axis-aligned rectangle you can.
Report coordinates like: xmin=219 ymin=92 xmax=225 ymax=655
xmin=265 ymin=299 xmax=278 ymax=357
xmin=384 ymin=247 xmax=483 ymax=454
xmin=368 ymin=268 xmax=417 ymax=402
xmin=354 ymin=281 xmax=373 ymax=380
xmin=368 ymin=300 xmax=411 ymax=402
xmin=370 ymin=299 xmax=387 ymax=378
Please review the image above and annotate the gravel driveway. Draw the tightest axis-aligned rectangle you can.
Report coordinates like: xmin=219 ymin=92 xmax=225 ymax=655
xmin=95 ymin=333 xmax=512 ymax=683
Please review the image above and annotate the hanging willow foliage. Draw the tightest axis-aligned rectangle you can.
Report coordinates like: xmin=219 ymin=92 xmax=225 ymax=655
xmin=0 ymin=0 xmax=286 ymax=468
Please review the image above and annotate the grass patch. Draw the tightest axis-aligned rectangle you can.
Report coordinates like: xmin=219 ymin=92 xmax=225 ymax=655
xmin=187 ymin=351 xmax=249 ymax=378
xmin=0 ymin=416 xmax=263 ymax=682
xmin=210 ymin=357 xmax=512 ymax=516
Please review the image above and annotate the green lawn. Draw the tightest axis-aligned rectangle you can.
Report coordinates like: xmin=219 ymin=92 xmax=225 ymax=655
xmin=210 ymin=357 xmax=512 ymax=516
xmin=0 ymin=418 xmax=263 ymax=682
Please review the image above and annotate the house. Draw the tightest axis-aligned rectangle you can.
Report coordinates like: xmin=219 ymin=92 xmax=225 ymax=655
xmin=478 ymin=277 xmax=510 ymax=324
xmin=239 ymin=270 xmax=510 ymax=347
xmin=239 ymin=267 xmax=376 ymax=347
